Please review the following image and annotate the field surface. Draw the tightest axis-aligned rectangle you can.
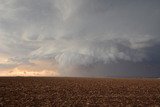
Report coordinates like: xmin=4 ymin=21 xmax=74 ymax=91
xmin=0 ymin=77 xmax=160 ymax=107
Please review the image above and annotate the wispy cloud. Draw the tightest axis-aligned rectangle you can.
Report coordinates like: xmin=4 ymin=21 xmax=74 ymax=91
xmin=0 ymin=0 xmax=160 ymax=76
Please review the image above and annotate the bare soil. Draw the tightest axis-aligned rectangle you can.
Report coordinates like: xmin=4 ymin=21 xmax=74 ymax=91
xmin=0 ymin=77 xmax=160 ymax=107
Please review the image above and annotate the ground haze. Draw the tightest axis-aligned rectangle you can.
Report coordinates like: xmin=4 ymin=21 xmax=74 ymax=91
xmin=0 ymin=77 xmax=160 ymax=106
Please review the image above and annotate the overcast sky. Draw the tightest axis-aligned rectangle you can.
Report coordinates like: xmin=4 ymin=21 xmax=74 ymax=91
xmin=0 ymin=0 xmax=160 ymax=77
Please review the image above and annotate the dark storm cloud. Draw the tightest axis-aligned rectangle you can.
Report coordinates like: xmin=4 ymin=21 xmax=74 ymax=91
xmin=0 ymin=0 xmax=160 ymax=76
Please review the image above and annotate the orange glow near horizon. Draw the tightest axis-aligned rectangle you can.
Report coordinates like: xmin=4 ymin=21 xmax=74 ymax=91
xmin=0 ymin=59 xmax=60 ymax=76
xmin=0 ymin=68 xmax=59 ymax=77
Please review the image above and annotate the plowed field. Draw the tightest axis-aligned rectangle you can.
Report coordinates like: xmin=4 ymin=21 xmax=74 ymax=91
xmin=0 ymin=77 xmax=160 ymax=106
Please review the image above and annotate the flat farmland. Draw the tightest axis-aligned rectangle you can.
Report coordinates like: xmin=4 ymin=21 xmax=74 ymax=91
xmin=0 ymin=77 xmax=160 ymax=107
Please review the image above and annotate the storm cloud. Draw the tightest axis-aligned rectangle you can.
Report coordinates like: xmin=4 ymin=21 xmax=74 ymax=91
xmin=0 ymin=0 xmax=160 ymax=77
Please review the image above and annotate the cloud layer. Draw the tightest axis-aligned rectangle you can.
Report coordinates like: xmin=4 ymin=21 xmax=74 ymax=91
xmin=0 ymin=0 xmax=160 ymax=77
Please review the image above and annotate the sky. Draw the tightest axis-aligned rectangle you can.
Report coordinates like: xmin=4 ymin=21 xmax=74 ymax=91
xmin=0 ymin=0 xmax=160 ymax=77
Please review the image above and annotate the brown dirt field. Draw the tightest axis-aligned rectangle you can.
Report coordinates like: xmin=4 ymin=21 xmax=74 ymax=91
xmin=0 ymin=77 xmax=160 ymax=107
